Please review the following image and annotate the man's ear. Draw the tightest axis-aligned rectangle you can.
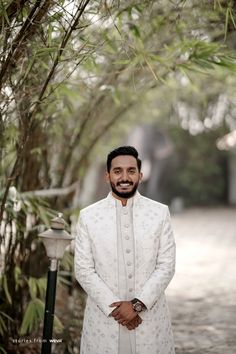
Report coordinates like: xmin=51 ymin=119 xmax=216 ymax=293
xmin=105 ymin=171 xmax=110 ymax=183
xmin=139 ymin=172 xmax=143 ymax=183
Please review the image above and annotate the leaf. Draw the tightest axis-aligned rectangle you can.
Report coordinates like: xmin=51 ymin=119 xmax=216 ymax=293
xmin=58 ymin=275 xmax=72 ymax=286
xmin=0 ymin=311 xmax=13 ymax=336
xmin=60 ymin=250 xmax=74 ymax=271
xmin=53 ymin=315 xmax=64 ymax=333
xmin=229 ymin=8 xmax=236 ymax=29
xmin=20 ymin=297 xmax=64 ymax=335
xmin=19 ymin=298 xmax=45 ymax=335
xmin=28 ymin=278 xmax=37 ymax=299
xmin=2 ymin=275 xmax=12 ymax=305
xmin=130 ymin=24 xmax=141 ymax=38
xmin=37 ymin=205 xmax=51 ymax=227
xmin=0 ymin=311 xmax=13 ymax=322
xmin=37 ymin=277 xmax=47 ymax=299
xmin=0 ymin=346 xmax=7 ymax=354
xmin=0 ymin=1 xmax=10 ymax=25
xmin=14 ymin=266 xmax=23 ymax=291
xmin=113 ymin=59 xmax=131 ymax=65
xmin=224 ymin=7 xmax=229 ymax=41
xmin=0 ymin=316 xmax=6 ymax=336
xmin=36 ymin=47 xmax=59 ymax=56
xmin=34 ymin=298 xmax=45 ymax=319
xmin=19 ymin=300 xmax=35 ymax=335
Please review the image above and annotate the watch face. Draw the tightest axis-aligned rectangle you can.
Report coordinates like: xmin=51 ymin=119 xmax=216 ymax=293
xmin=134 ymin=302 xmax=142 ymax=312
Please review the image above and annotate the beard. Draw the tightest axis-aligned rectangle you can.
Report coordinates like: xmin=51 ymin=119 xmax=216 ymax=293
xmin=110 ymin=181 xmax=139 ymax=199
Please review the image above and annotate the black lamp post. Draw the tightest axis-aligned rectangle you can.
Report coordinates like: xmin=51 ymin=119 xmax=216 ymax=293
xmin=39 ymin=213 xmax=73 ymax=354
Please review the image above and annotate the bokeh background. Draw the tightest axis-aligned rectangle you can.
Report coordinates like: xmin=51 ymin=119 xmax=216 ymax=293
xmin=0 ymin=1 xmax=236 ymax=353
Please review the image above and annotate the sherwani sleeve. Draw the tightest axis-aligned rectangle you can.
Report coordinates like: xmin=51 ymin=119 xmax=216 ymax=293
xmin=74 ymin=212 xmax=120 ymax=316
xmin=136 ymin=206 xmax=176 ymax=310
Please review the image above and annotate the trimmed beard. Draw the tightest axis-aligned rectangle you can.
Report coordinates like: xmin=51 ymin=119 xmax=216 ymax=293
xmin=110 ymin=181 xmax=139 ymax=199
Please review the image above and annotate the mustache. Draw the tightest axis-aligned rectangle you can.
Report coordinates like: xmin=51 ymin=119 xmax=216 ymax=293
xmin=117 ymin=181 xmax=133 ymax=186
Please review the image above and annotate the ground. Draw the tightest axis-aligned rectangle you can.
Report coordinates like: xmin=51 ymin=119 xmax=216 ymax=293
xmin=167 ymin=207 xmax=236 ymax=354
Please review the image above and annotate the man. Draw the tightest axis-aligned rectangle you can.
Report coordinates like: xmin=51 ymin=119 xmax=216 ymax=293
xmin=75 ymin=146 xmax=176 ymax=354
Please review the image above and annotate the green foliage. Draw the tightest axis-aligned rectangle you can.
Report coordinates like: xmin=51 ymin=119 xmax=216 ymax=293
xmin=19 ymin=297 xmax=64 ymax=335
xmin=169 ymin=127 xmax=227 ymax=205
xmin=1 ymin=0 xmax=236 ymax=351
xmin=0 ymin=311 xmax=13 ymax=336
xmin=0 ymin=346 xmax=7 ymax=354
xmin=0 ymin=192 xmax=64 ymax=347
xmin=19 ymin=298 xmax=44 ymax=335
xmin=1 ymin=275 xmax=12 ymax=305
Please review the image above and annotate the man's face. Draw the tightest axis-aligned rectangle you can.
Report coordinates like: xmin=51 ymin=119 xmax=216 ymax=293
xmin=106 ymin=155 xmax=142 ymax=199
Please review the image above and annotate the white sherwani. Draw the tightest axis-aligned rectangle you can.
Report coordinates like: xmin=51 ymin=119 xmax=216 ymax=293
xmin=75 ymin=192 xmax=176 ymax=354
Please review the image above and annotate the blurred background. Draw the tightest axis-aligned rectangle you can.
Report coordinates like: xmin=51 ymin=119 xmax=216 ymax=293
xmin=0 ymin=1 xmax=236 ymax=353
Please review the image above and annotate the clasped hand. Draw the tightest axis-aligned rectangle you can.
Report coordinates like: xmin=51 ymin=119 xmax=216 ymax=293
xmin=109 ymin=301 xmax=142 ymax=330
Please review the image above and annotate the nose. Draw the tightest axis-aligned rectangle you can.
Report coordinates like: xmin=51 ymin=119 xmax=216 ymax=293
xmin=121 ymin=170 xmax=129 ymax=180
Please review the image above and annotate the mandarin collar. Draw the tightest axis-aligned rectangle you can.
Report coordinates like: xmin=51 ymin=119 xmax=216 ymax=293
xmin=107 ymin=191 xmax=141 ymax=207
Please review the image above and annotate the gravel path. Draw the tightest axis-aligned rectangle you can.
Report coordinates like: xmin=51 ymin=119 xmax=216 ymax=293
xmin=167 ymin=207 xmax=236 ymax=354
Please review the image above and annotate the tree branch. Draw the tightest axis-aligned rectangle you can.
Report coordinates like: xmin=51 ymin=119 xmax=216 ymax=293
xmin=21 ymin=181 xmax=79 ymax=197
xmin=0 ymin=0 xmax=53 ymax=89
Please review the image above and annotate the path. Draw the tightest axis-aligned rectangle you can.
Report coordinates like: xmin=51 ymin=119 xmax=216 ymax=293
xmin=167 ymin=207 xmax=236 ymax=354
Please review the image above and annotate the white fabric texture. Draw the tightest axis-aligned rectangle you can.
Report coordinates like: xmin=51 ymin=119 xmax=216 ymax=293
xmin=75 ymin=192 xmax=176 ymax=354
xmin=116 ymin=198 xmax=135 ymax=354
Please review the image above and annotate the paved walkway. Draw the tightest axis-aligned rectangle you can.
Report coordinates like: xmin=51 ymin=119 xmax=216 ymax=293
xmin=167 ymin=207 xmax=236 ymax=354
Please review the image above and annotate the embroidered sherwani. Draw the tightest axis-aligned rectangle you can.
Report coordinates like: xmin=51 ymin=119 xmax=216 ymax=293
xmin=75 ymin=192 xmax=176 ymax=354
xmin=116 ymin=197 xmax=135 ymax=354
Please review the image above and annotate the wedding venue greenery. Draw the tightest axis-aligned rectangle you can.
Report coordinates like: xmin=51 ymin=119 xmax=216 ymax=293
xmin=0 ymin=0 xmax=236 ymax=352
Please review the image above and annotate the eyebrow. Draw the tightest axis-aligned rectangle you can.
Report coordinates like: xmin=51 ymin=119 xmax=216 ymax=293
xmin=112 ymin=166 xmax=137 ymax=170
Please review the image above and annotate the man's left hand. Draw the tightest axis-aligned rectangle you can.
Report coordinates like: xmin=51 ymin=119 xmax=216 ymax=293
xmin=109 ymin=301 xmax=137 ymax=324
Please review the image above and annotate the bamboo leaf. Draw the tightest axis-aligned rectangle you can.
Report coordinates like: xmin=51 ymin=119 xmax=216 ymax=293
xmin=37 ymin=277 xmax=47 ymax=299
xmin=130 ymin=24 xmax=141 ymax=38
xmin=0 ymin=311 xmax=13 ymax=322
xmin=0 ymin=316 xmax=7 ymax=336
xmin=19 ymin=298 xmax=45 ymax=335
xmin=2 ymin=275 xmax=12 ymax=305
xmin=229 ymin=8 xmax=236 ymax=29
xmin=0 ymin=1 xmax=10 ymax=25
xmin=0 ymin=346 xmax=7 ymax=354
xmin=28 ymin=278 xmax=37 ymax=299
xmin=37 ymin=205 xmax=51 ymax=227
xmin=14 ymin=266 xmax=23 ymax=291
xmin=19 ymin=300 xmax=35 ymax=335
xmin=224 ymin=7 xmax=229 ymax=41
xmin=34 ymin=298 xmax=45 ymax=320
xmin=36 ymin=47 xmax=59 ymax=56
xmin=113 ymin=59 xmax=131 ymax=65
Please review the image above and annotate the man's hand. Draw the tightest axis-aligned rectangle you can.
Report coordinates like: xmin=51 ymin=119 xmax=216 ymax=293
xmin=126 ymin=314 xmax=142 ymax=330
xmin=109 ymin=301 xmax=137 ymax=324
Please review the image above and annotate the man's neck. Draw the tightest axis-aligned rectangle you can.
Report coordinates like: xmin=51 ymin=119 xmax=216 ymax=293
xmin=111 ymin=192 xmax=128 ymax=206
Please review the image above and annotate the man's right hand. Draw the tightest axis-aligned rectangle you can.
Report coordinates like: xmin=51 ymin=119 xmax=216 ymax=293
xmin=126 ymin=314 xmax=142 ymax=330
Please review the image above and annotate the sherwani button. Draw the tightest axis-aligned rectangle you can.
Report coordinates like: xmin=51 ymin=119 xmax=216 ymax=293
xmin=126 ymin=249 xmax=131 ymax=253
xmin=127 ymin=261 xmax=132 ymax=266
xmin=128 ymin=274 xmax=132 ymax=279
xmin=125 ymin=235 xmax=129 ymax=240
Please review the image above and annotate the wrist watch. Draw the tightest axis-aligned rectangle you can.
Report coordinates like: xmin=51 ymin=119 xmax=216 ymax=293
xmin=131 ymin=298 xmax=144 ymax=313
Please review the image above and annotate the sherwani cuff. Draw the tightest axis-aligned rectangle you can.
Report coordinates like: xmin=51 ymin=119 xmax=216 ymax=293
xmin=99 ymin=296 xmax=121 ymax=317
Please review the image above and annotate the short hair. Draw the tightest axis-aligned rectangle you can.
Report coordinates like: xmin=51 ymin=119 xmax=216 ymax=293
xmin=106 ymin=146 xmax=142 ymax=172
